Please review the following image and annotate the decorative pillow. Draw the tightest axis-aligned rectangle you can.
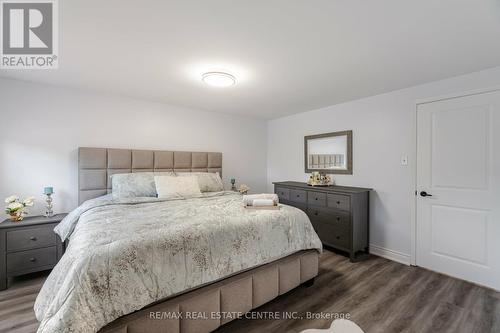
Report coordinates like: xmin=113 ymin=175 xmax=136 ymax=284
xmin=154 ymin=175 xmax=202 ymax=199
xmin=176 ymin=172 xmax=224 ymax=192
xmin=111 ymin=172 xmax=174 ymax=198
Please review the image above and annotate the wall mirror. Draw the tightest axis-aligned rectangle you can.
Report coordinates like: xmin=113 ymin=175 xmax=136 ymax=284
xmin=304 ymin=130 xmax=353 ymax=174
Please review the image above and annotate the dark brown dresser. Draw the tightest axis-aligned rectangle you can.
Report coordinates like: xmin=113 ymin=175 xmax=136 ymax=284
xmin=0 ymin=214 xmax=66 ymax=290
xmin=273 ymin=181 xmax=371 ymax=261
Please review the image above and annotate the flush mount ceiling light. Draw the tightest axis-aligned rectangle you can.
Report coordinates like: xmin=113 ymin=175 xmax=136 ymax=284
xmin=202 ymin=72 xmax=236 ymax=87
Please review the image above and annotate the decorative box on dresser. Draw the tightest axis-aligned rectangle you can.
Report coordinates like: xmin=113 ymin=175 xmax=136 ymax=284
xmin=273 ymin=181 xmax=371 ymax=262
xmin=0 ymin=213 xmax=66 ymax=290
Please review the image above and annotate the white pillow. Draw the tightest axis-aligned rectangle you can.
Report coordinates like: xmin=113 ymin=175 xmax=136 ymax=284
xmin=176 ymin=172 xmax=224 ymax=192
xmin=154 ymin=175 xmax=202 ymax=199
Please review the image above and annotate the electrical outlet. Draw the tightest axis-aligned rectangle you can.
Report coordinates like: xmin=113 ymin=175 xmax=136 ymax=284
xmin=401 ymin=155 xmax=408 ymax=166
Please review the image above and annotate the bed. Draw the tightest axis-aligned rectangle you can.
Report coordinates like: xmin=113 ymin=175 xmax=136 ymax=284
xmin=34 ymin=148 xmax=322 ymax=333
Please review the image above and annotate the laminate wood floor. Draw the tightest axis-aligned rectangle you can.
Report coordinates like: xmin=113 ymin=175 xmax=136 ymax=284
xmin=1 ymin=249 xmax=499 ymax=333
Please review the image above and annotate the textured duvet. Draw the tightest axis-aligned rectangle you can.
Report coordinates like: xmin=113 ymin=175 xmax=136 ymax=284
xmin=34 ymin=191 xmax=322 ymax=333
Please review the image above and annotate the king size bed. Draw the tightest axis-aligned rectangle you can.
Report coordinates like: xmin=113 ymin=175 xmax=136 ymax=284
xmin=34 ymin=148 xmax=322 ymax=333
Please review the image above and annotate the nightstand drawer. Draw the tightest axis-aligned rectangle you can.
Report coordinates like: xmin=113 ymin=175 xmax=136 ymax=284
xmin=6 ymin=226 xmax=57 ymax=252
xmin=7 ymin=246 xmax=57 ymax=273
xmin=275 ymin=187 xmax=290 ymax=201
xmin=290 ymin=189 xmax=307 ymax=203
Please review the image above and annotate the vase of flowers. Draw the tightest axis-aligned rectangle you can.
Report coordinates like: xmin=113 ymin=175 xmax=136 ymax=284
xmin=238 ymin=184 xmax=250 ymax=195
xmin=4 ymin=195 xmax=35 ymax=222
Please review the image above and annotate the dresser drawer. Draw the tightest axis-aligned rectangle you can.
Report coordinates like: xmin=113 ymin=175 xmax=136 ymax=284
xmin=6 ymin=226 xmax=57 ymax=252
xmin=290 ymin=189 xmax=307 ymax=204
xmin=327 ymin=194 xmax=351 ymax=211
xmin=307 ymin=207 xmax=350 ymax=226
xmin=275 ymin=187 xmax=290 ymax=201
xmin=311 ymin=219 xmax=350 ymax=250
xmin=7 ymin=246 xmax=57 ymax=274
xmin=308 ymin=191 xmax=326 ymax=207
xmin=307 ymin=208 xmax=350 ymax=249
xmin=282 ymin=200 xmax=307 ymax=212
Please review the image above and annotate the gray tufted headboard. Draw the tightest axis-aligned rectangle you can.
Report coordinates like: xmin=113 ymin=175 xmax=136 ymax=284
xmin=78 ymin=147 xmax=223 ymax=204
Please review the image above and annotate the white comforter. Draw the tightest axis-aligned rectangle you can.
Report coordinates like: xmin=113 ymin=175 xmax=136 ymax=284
xmin=35 ymin=191 xmax=322 ymax=333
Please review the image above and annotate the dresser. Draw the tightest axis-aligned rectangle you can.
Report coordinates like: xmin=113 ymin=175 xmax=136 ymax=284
xmin=273 ymin=181 xmax=371 ymax=261
xmin=0 ymin=214 xmax=66 ymax=290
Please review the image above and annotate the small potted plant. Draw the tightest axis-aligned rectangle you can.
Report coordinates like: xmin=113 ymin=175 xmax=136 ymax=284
xmin=4 ymin=195 xmax=35 ymax=222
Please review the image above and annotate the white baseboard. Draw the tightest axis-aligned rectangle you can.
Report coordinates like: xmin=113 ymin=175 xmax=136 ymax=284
xmin=369 ymin=244 xmax=411 ymax=266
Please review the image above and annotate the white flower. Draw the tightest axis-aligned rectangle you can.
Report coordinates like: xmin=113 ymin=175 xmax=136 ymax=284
xmin=238 ymin=184 xmax=250 ymax=193
xmin=7 ymin=202 xmax=23 ymax=211
xmin=23 ymin=197 xmax=35 ymax=206
xmin=4 ymin=195 xmax=18 ymax=204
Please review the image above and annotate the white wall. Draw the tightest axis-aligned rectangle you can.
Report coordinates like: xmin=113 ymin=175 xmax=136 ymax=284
xmin=267 ymin=66 xmax=500 ymax=263
xmin=0 ymin=78 xmax=267 ymax=215
xmin=3 ymin=66 xmax=500 ymax=264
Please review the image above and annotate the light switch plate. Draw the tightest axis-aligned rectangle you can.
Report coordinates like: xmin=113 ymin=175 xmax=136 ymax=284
xmin=401 ymin=155 xmax=408 ymax=166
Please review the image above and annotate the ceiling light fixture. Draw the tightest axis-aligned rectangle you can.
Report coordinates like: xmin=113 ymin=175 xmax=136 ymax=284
xmin=202 ymin=72 xmax=236 ymax=87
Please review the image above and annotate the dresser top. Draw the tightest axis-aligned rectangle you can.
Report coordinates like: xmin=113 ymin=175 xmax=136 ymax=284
xmin=0 ymin=213 xmax=67 ymax=229
xmin=273 ymin=181 xmax=372 ymax=194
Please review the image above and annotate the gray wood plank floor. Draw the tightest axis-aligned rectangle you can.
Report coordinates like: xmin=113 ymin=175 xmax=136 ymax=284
xmin=0 ymin=249 xmax=498 ymax=333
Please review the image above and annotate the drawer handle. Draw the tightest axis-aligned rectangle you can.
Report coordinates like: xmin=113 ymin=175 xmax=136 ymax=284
xmin=336 ymin=201 xmax=341 ymax=205
xmin=315 ymin=198 xmax=318 ymax=201
xmin=30 ymin=236 xmax=37 ymax=241
xmin=336 ymin=217 xmax=340 ymax=221
xmin=29 ymin=257 xmax=37 ymax=262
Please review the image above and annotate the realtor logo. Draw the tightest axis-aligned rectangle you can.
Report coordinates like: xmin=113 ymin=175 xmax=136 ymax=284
xmin=1 ymin=0 xmax=58 ymax=69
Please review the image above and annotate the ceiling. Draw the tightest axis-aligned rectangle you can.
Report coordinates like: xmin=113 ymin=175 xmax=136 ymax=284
xmin=2 ymin=0 xmax=500 ymax=119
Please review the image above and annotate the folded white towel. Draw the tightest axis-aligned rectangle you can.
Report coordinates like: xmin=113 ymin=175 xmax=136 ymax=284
xmin=252 ymin=199 xmax=275 ymax=207
xmin=243 ymin=194 xmax=279 ymax=206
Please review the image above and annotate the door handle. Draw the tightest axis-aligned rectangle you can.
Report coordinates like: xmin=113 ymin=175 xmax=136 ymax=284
xmin=420 ymin=191 xmax=433 ymax=197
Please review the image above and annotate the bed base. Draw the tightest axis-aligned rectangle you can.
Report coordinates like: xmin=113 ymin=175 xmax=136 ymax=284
xmin=99 ymin=250 xmax=319 ymax=333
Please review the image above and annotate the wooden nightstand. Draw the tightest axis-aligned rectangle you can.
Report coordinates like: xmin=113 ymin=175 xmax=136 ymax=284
xmin=0 ymin=213 xmax=67 ymax=290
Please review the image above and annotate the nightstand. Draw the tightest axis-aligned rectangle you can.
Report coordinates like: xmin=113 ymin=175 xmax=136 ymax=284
xmin=0 ymin=213 xmax=66 ymax=290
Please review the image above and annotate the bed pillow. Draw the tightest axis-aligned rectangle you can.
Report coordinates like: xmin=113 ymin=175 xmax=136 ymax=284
xmin=111 ymin=172 xmax=174 ymax=198
xmin=154 ymin=175 xmax=202 ymax=199
xmin=176 ymin=172 xmax=224 ymax=192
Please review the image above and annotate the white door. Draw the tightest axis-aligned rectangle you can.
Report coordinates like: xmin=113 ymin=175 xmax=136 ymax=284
xmin=416 ymin=90 xmax=500 ymax=291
